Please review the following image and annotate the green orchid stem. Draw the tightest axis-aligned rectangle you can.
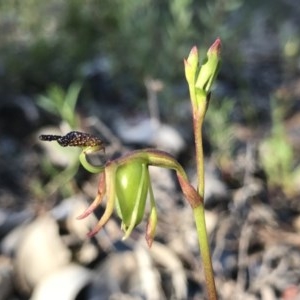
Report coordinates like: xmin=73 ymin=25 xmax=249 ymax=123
xmin=185 ymin=39 xmax=220 ymax=299
xmin=193 ymin=103 xmax=217 ymax=300
xmin=193 ymin=109 xmax=205 ymax=196
xmin=79 ymin=150 xmax=105 ymax=173
xmin=193 ymin=205 xmax=217 ymax=300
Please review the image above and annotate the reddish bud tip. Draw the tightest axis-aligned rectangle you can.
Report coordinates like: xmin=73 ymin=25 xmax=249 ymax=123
xmin=146 ymin=224 xmax=154 ymax=248
xmin=146 ymin=236 xmax=153 ymax=248
xmin=209 ymin=38 xmax=221 ymax=55
xmin=190 ymin=45 xmax=198 ymax=55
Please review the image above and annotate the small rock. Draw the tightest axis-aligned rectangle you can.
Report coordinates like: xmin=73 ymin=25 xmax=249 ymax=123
xmin=14 ymin=214 xmax=71 ymax=294
xmin=88 ymin=251 xmax=140 ymax=299
xmin=30 ymin=264 xmax=92 ymax=300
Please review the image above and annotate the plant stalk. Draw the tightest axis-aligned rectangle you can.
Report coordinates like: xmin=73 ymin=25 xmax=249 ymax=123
xmin=193 ymin=205 xmax=217 ymax=300
xmin=193 ymin=106 xmax=217 ymax=300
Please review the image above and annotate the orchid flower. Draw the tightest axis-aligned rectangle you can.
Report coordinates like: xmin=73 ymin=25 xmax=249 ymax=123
xmin=40 ymin=132 xmax=202 ymax=247
xmin=39 ymin=38 xmax=221 ymax=299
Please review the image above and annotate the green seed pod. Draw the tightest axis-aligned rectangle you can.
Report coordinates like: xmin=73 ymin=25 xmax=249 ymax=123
xmin=115 ymin=161 xmax=149 ymax=231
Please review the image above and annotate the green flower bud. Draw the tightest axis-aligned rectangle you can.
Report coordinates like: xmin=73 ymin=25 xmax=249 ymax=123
xmin=115 ymin=161 xmax=150 ymax=236
xmin=184 ymin=46 xmax=199 ymax=85
xmin=195 ymin=38 xmax=221 ymax=94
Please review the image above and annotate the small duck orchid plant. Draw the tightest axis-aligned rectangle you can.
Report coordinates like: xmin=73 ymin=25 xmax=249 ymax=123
xmin=40 ymin=38 xmax=221 ymax=300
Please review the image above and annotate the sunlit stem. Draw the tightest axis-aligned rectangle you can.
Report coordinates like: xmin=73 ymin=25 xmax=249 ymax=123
xmin=117 ymin=149 xmax=186 ymax=176
xmin=193 ymin=105 xmax=206 ymax=197
xmin=79 ymin=148 xmax=105 ymax=173
xmin=193 ymin=99 xmax=217 ymax=300
xmin=193 ymin=205 xmax=216 ymax=300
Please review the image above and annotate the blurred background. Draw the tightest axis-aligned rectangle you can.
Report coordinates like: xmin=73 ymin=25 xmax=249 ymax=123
xmin=0 ymin=0 xmax=300 ymax=299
